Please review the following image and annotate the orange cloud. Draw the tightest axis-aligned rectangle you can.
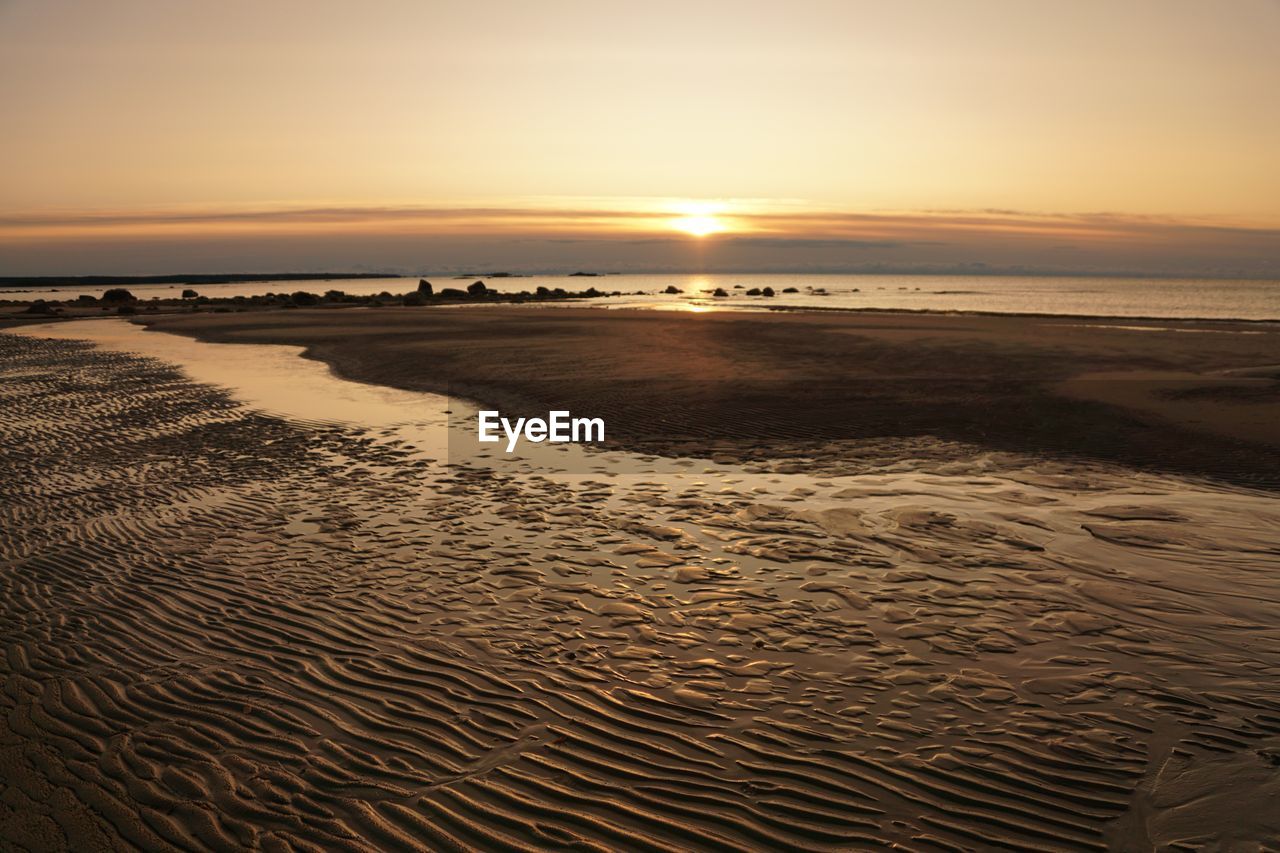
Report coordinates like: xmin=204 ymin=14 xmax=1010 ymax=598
xmin=4 ymin=203 xmax=1277 ymax=245
xmin=2 ymin=202 xmax=1276 ymax=278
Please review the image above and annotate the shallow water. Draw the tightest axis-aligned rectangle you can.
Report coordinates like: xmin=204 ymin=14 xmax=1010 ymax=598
xmin=7 ymin=273 xmax=1280 ymax=320
xmin=5 ymin=320 xmax=1280 ymax=849
xmin=13 ymin=318 xmax=450 ymax=429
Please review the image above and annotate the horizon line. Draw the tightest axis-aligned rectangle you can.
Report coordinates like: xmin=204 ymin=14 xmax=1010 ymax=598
xmin=4 ymin=266 xmax=1280 ymax=286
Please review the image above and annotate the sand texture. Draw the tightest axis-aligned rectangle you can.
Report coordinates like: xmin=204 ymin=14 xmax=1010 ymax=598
xmin=2 ymin=316 xmax=1280 ymax=850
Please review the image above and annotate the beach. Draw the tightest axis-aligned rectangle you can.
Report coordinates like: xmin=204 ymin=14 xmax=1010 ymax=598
xmin=141 ymin=306 xmax=1280 ymax=486
xmin=7 ymin=0 xmax=1280 ymax=847
xmin=2 ymin=307 xmax=1279 ymax=849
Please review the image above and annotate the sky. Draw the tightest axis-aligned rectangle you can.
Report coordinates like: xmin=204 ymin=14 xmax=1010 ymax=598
xmin=1 ymin=0 xmax=1278 ymax=277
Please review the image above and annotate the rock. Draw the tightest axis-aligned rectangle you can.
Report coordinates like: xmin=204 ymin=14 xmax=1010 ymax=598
xmin=663 ymin=285 xmax=681 ymax=294
xmin=782 ymin=287 xmax=798 ymax=293
xmin=712 ymin=288 xmax=729 ymax=297
xmin=467 ymin=280 xmax=487 ymax=296
xmin=417 ymin=279 xmax=433 ymax=295
xmin=181 ymin=289 xmax=198 ymax=299
xmin=101 ymin=288 xmax=135 ymax=304
xmin=762 ymin=287 xmax=775 ymax=297
xmin=745 ymin=288 xmax=762 ymax=296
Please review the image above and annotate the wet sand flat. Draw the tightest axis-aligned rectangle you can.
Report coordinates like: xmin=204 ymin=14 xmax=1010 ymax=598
xmin=139 ymin=307 xmax=1280 ymax=487
xmin=3 ymin=319 xmax=1280 ymax=850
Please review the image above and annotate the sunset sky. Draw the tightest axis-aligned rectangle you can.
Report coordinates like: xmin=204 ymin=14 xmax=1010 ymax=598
xmin=2 ymin=0 xmax=1278 ymax=277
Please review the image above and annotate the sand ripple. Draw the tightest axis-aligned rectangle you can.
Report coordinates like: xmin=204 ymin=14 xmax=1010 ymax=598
xmin=3 ymin=333 xmax=1280 ymax=850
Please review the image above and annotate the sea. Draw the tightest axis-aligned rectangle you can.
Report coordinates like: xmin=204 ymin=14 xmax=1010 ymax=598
xmin=4 ymin=274 xmax=1278 ymax=321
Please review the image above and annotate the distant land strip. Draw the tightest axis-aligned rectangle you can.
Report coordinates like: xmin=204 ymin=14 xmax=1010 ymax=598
xmin=0 ymin=273 xmax=398 ymax=288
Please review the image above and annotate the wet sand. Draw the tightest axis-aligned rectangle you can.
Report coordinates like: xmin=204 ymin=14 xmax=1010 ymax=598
xmin=137 ymin=306 xmax=1280 ymax=487
xmin=3 ymin=313 xmax=1280 ymax=850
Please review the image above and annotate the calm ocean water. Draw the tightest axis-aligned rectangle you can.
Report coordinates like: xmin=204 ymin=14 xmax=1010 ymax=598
xmin=5 ymin=274 xmax=1278 ymax=321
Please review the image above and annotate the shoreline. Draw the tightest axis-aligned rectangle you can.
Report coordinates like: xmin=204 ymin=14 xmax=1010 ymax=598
xmin=4 ymin=271 xmax=1277 ymax=325
xmin=10 ymin=302 xmax=1280 ymax=484
xmin=758 ymin=302 xmax=1280 ymax=325
xmin=7 ymin=298 xmax=1280 ymax=327
xmin=107 ymin=304 xmax=1280 ymax=489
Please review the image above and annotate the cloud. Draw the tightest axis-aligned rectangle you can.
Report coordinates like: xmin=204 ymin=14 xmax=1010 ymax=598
xmin=0 ymin=204 xmax=669 ymax=234
xmin=3 ymin=202 xmax=1278 ymax=243
xmin=1 ymin=202 xmax=1276 ymax=277
xmin=721 ymin=237 xmax=908 ymax=250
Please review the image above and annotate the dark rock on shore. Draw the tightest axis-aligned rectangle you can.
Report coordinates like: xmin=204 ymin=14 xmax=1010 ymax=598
xmin=102 ymin=288 xmax=136 ymax=304
xmin=23 ymin=300 xmax=57 ymax=315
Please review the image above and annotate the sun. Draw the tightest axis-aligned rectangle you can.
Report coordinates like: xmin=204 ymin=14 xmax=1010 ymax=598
xmin=667 ymin=201 xmax=729 ymax=238
xmin=672 ymin=214 xmax=725 ymax=237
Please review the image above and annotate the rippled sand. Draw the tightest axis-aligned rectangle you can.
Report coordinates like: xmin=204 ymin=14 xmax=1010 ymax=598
xmin=2 ymin=329 xmax=1280 ymax=850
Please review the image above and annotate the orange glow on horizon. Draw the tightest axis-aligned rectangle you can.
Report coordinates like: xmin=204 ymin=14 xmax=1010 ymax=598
xmin=3 ymin=202 xmax=1277 ymax=258
xmin=667 ymin=201 xmax=731 ymax=238
xmin=670 ymin=214 xmax=726 ymax=238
